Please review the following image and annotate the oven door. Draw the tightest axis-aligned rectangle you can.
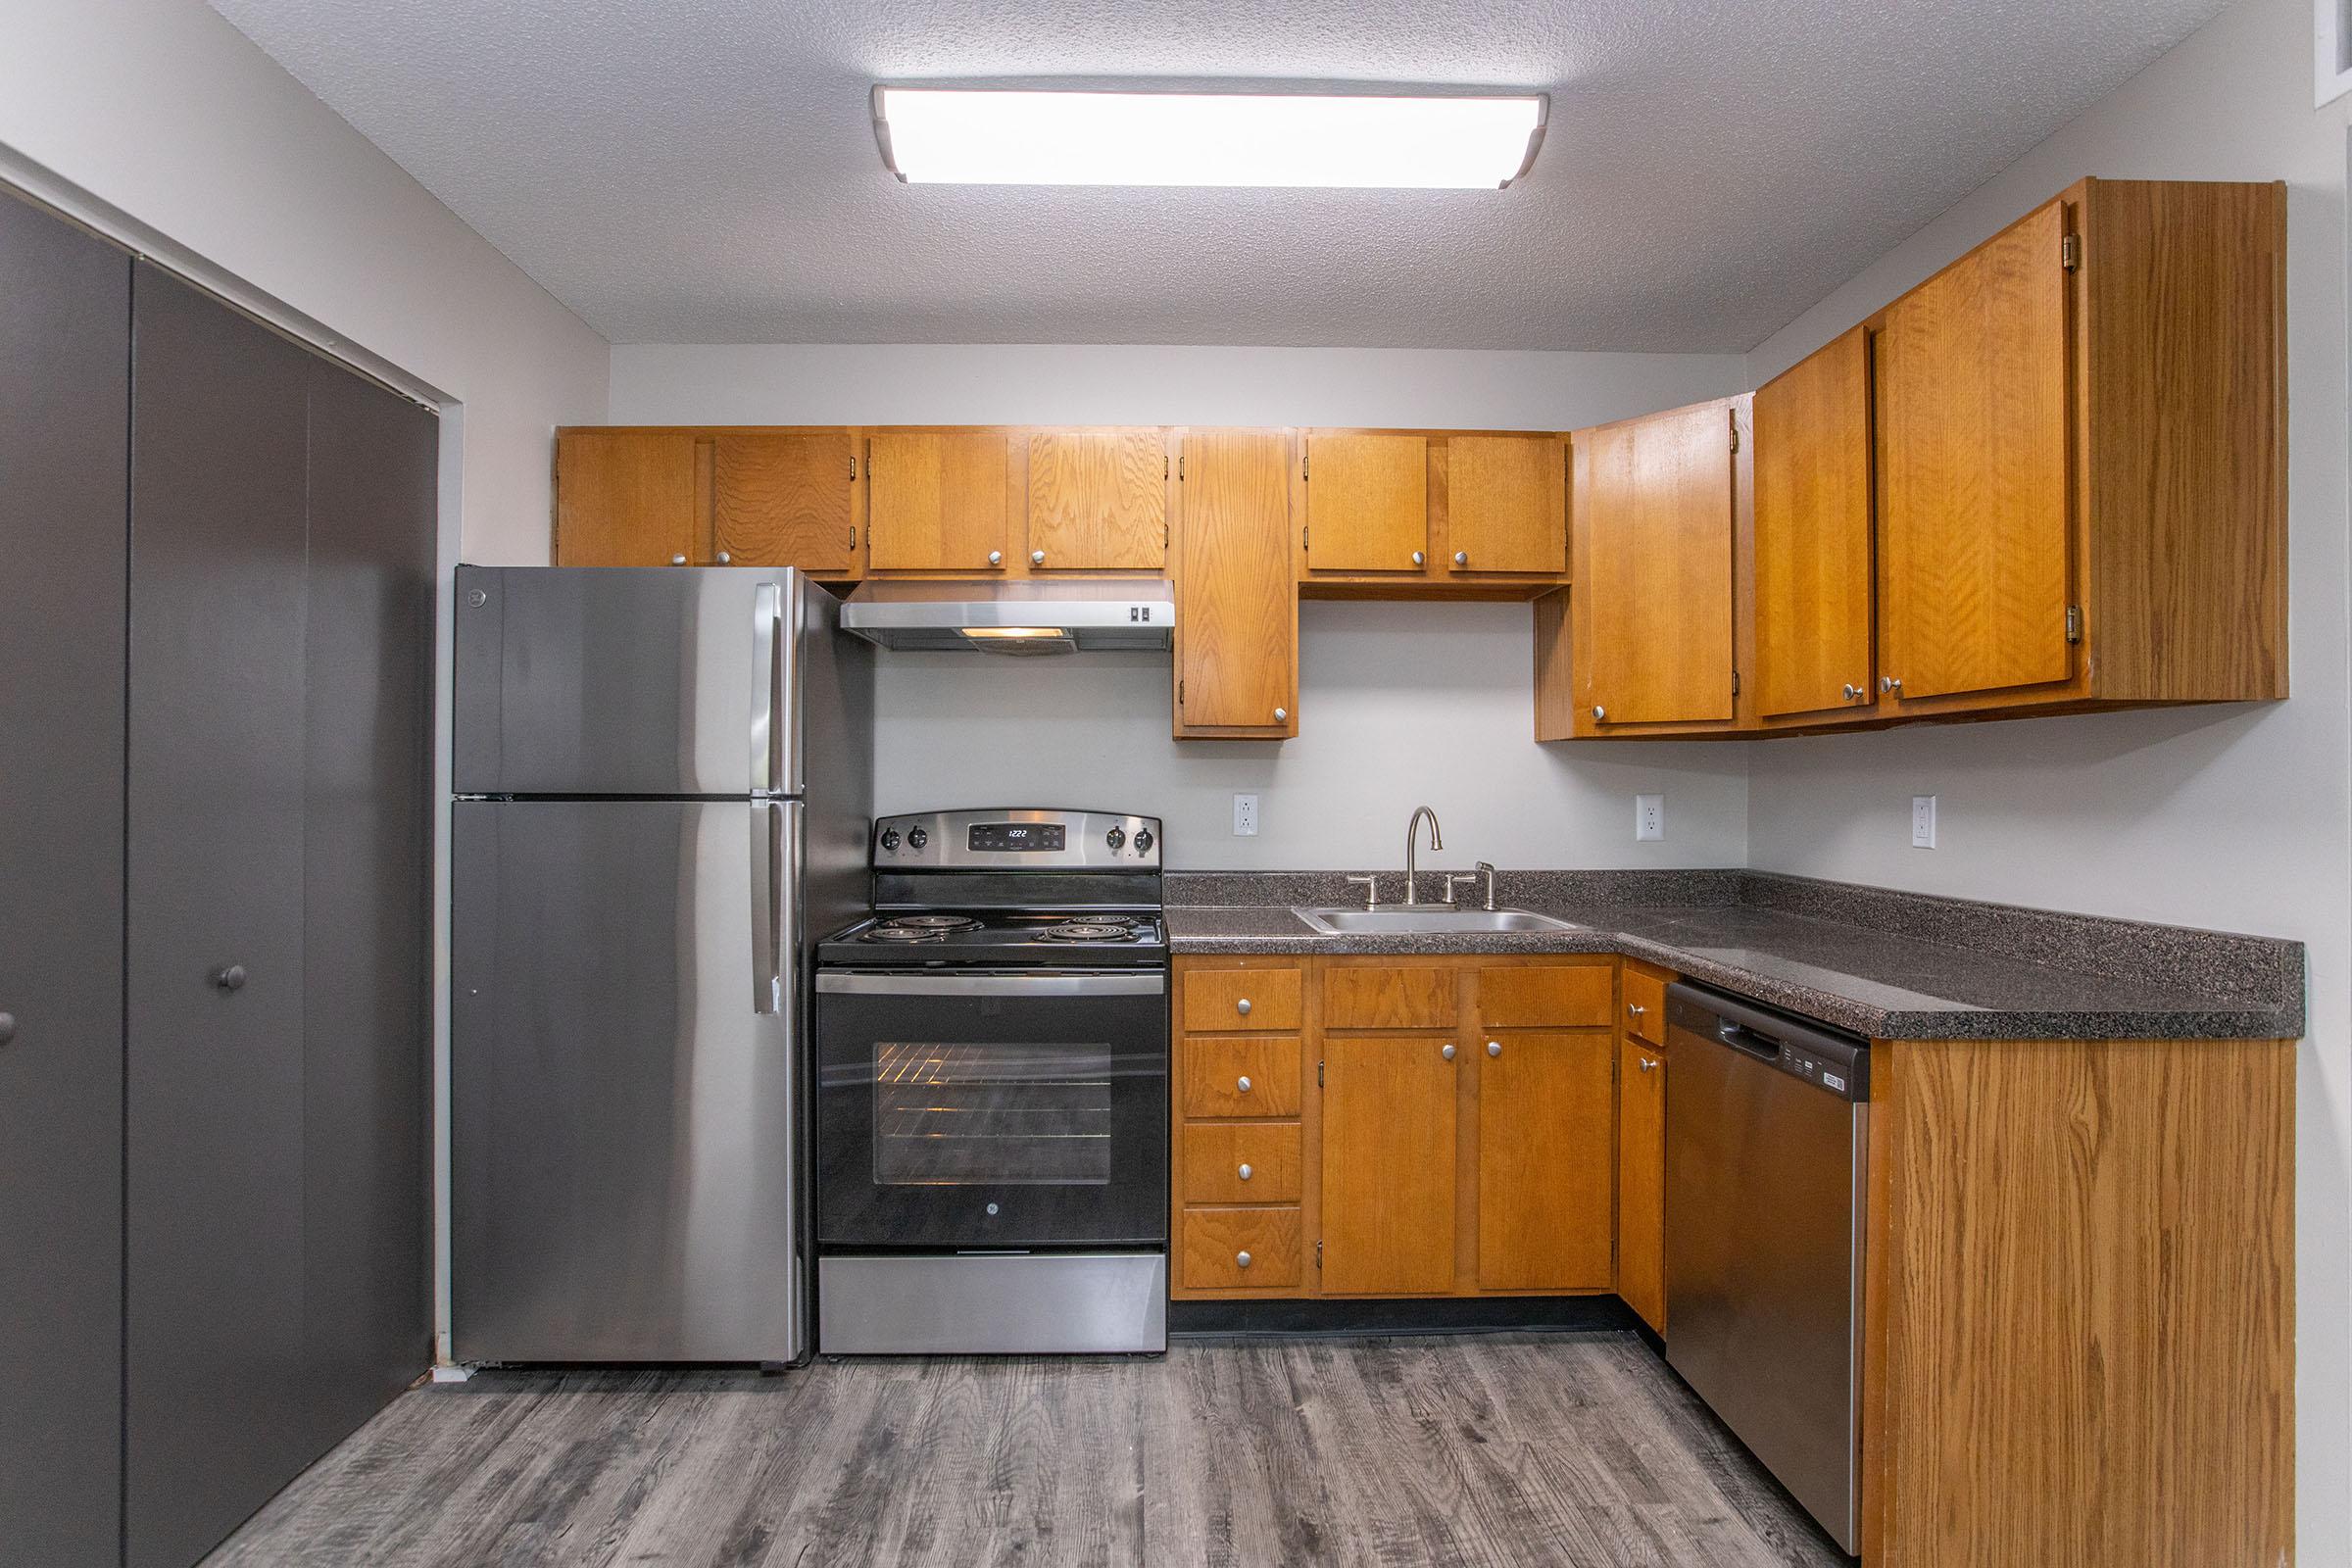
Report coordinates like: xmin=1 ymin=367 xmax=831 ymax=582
xmin=814 ymin=970 xmax=1169 ymax=1250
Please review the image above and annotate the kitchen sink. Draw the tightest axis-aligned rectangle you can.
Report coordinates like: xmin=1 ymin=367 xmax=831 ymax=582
xmin=1292 ymin=906 xmax=1584 ymax=935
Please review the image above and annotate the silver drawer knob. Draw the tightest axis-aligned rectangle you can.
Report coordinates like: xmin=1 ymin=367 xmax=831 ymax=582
xmin=1236 ymin=1250 xmax=1253 ymax=1269
xmin=1487 ymin=1041 xmax=1501 ymax=1056
xmin=1237 ymin=1075 xmax=1251 ymax=1093
xmin=1411 ymin=550 xmax=1426 ymax=565
xmin=1031 ymin=549 xmax=1047 ymax=565
xmin=988 ymin=550 xmax=1004 ymax=565
xmin=716 ymin=551 xmax=732 ymax=564
xmin=1441 ymin=1043 xmax=1456 ymax=1060
xmin=670 ymin=554 xmax=687 ymax=566
xmin=1238 ymin=1163 xmax=1253 ymax=1181
xmin=1237 ymin=998 xmax=1252 ymax=1015
xmin=1453 ymin=550 xmax=1468 ymax=566
xmin=1273 ymin=707 xmax=1287 ymax=721
xmin=1592 ymin=705 xmax=1606 ymax=722
xmin=1628 ymin=1003 xmax=1646 ymax=1017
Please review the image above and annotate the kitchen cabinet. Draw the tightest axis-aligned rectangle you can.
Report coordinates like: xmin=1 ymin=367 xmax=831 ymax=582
xmin=1320 ymin=1033 xmax=1459 ymax=1295
xmin=1615 ymin=1035 xmax=1667 ymax=1333
xmin=1477 ymin=1033 xmax=1613 ymax=1291
xmin=1173 ymin=430 xmax=1297 ymax=738
xmin=554 ymin=428 xmax=699 ymax=565
xmin=1025 ymin=429 xmax=1167 ymax=570
xmin=1300 ymin=431 xmax=1428 ymax=574
xmin=713 ymin=432 xmax=861 ymax=573
xmin=864 ymin=430 xmax=1012 ymax=571
xmin=1753 ymin=327 xmax=1875 ymax=722
xmin=1169 ymin=958 xmax=1306 ymax=1298
xmin=1548 ymin=398 xmax=1748 ymax=738
xmin=1445 ymin=434 xmax=1566 ymax=575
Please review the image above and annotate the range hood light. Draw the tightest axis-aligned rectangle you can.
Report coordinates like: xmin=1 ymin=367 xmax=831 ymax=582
xmin=873 ymin=87 xmax=1548 ymax=189
xmin=959 ymin=626 xmax=1069 ymax=640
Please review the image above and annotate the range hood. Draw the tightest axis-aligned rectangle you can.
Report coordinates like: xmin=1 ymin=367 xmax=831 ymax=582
xmin=838 ymin=577 xmax=1173 ymax=655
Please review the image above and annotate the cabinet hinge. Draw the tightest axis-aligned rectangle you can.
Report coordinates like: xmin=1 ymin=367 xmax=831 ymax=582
xmin=1165 ymin=454 xmax=1171 ymax=480
xmin=849 ymin=455 xmax=858 ymax=480
xmin=2065 ymin=605 xmax=2082 ymax=643
xmin=1176 ymin=453 xmax=1185 ymax=481
xmin=1163 ymin=520 xmax=1170 ymax=549
xmin=1301 ymin=452 xmax=1310 ymax=482
xmin=2061 ymin=233 xmax=2081 ymax=272
xmin=1728 ymin=407 xmax=1740 ymax=454
xmin=1301 ymin=525 xmax=1309 ymax=551
xmin=1317 ymin=1057 xmax=1324 ymax=1088
xmin=1177 ymin=679 xmax=1185 ymax=707
xmin=1315 ymin=1239 xmax=1324 ymax=1270
xmin=1732 ymin=667 xmax=1741 ymax=698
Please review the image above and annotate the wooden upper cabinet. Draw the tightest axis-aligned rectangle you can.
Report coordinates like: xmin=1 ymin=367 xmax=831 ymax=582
xmin=1878 ymin=200 xmax=2073 ymax=703
xmin=1446 ymin=435 xmax=1565 ymax=575
xmin=712 ymin=433 xmax=861 ymax=574
xmin=1174 ymin=431 xmax=1296 ymax=738
xmin=1569 ymin=400 xmax=1740 ymax=730
xmin=1319 ymin=1035 xmax=1457 ymax=1296
xmin=1476 ymin=1033 xmax=1613 ymax=1292
xmin=1302 ymin=433 xmax=1427 ymax=573
xmin=865 ymin=432 xmax=1011 ymax=572
xmin=553 ymin=429 xmax=697 ymax=565
xmin=1025 ymin=430 xmax=1166 ymax=570
xmin=1754 ymin=327 xmax=1876 ymax=720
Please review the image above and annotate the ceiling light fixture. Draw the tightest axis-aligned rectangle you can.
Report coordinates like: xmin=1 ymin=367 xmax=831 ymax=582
xmin=871 ymin=87 xmax=1547 ymax=189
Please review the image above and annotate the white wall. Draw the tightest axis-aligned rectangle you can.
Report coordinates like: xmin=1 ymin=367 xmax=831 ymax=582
xmin=612 ymin=341 xmax=1754 ymax=870
xmin=1741 ymin=0 xmax=2351 ymax=1543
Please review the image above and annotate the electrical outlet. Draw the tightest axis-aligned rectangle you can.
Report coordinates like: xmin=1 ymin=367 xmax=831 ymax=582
xmin=1232 ymin=793 xmax=1259 ymax=837
xmin=1912 ymin=795 xmax=1937 ymax=849
xmin=1636 ymin=793 xmax=1665 ymax=842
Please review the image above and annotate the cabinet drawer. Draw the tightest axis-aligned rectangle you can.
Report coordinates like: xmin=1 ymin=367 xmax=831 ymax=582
xmin=1179 ymin=1037 xmax=1301 ymax=1118
xmin=1321 ymin=965 xmax=1456 ymax=1029
xmin=1181 ymin=1122 xmax=1303 ymax=1204
xmin=1478 ymin=964 xmax=1612 ymax=1029
xmin=1182 ymin=966 xmax=1302 ymax=1032
xmin=1623 ymin=966 xmax=1668 ymax=1046
xmin=1181 ymin=1207 xmax=1303 ymax=1291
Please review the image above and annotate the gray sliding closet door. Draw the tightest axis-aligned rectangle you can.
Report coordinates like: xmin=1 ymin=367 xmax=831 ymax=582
xmin=300 ymin=356 xmax=437 ymax=1440
xmin=125 ymin=263 xmax=315 ymax=1568
xmin=0 ymin=192 xmax=131 ymax=1568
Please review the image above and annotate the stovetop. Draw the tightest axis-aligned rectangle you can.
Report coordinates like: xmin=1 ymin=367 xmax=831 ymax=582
xmin=817 ymin=909 xmax=1168 ymax=968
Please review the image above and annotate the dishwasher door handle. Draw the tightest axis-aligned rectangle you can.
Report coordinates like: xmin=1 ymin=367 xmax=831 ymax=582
xmin=1716 ymin=1019 xmax=1787 ymax=1062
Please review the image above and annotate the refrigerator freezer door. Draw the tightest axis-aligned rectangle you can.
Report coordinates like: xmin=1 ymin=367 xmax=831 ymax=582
xmin=454 ymin=566 xmax=803 ymax=798
xmin=452 ymin=798 xmax=805 ymax=1363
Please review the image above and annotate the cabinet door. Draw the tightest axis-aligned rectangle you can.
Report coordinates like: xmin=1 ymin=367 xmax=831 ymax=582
xmin=1879 ymin=200 xmax=2073 ymax=701
xmin=1320 ymin=1035 xmax=1457 ymax=1295
xmin=713 ymin=432 xmax=861 ymax=573
xmin=1303 ymin=432 xmax=1427 ymax=572
xmin=1574 ymin=403 xmax=1737 ymax=725
xmin=125 ymin=263 xmax=315 ymax=1568
xmin=1175 ymin=431 xmax=1296 ymax=736
xmin=1446 ymin=435 xmax=1564 ymax=574
xmin=866 ymin=431 xmax=1011 ymax=571
xmin=554 ymin=428 xmax=697 ymax=565
xmin=0 ymin=188 xmax=129 ymax=1568
xmin=1755 ymin=328 xmax=1875 ymax=718
xmin=1617 ymin=1038 xmax=1667 ymax=1333
xmin=1025 ymin=430 xmax=1166 ymax=569
xmin=1477 ymin=1034 xmax=1613 ymax=1291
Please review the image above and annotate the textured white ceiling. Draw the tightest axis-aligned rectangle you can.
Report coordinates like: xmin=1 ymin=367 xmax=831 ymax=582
xmin=206 ymin=0 xmax=2227 ymax=351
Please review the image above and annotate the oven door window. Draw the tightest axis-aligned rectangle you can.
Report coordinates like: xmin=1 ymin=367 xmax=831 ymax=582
xmin=873 ymin=1041 xmax=1112 ymax=1187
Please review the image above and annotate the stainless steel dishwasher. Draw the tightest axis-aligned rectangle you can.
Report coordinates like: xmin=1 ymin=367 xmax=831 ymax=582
xmin=1664 ymin=982 xmax=1870 ymax=1554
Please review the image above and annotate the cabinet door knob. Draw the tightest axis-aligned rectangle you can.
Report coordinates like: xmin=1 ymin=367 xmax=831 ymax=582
xmin=1842 ymin=682 xmax=1862 ymax=701
xmin=988 ymin=550 xmax=1004 ymax=566
xmin=1411 ymin=550 xmax=1426 ymax=566
xmin=1881 ymin=675 xmax=1903 ymax=695
xmin=1640 ymin=1056 xmax=1661 ymax=1072
xmin=1487 ymin=1040 xmax=1501 ymax=1056
xmin=670 ymin=554 xmax=687 ymax=566
xmin=211 ymin=964 xmax=248 ymax=993
xmin=1592 ymin=705 xmax=1607 ymax=722
xmin=1453 ymin=550 xmax=1468 ymax=566
xmin=716 ymin=551 xmax=732 ymax=564
xmin=1236 ymin=1250 xmax=1253 ymax=1269
xmin=1273 ymin=707 xmax=1287 ymax=722
xmin=0 ymin=1011 xmax=16 ymax=1046
xmin=1237 ymin=1075 xmax=1252 ymax=1093
xmin=1627 ymin=1003 xmax=1646 ymax=1018
xmin=1238 ymin=1163 xmax=1253 ymax=1181
xmin=1441 ymin=1043 xmax=1456 ymax=1060
xmin=1236 ymin=998 xmax=1252 ymax=1015
xmin=1031 ymin=549 xmax=1047 ymax=565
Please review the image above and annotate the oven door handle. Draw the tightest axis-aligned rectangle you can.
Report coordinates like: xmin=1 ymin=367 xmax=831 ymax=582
xmin=815 ymin=971 xmax=1166 ymax=998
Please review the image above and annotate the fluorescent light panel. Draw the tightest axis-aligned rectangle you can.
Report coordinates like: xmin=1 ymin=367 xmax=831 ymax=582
xmin=874 ymin=88 xmax=1545 ymax=189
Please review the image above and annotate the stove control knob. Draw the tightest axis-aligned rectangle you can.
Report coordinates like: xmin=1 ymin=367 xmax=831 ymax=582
xmin=906 ymin=826 xmax=929 ymax=850
xmin=1105 ymin=826 xmax=1126 ymax=851
xmin=879 ymin=828 xmax=902 ymax=852
xmin=1133 ymin=828 xmax=1153 ymax=854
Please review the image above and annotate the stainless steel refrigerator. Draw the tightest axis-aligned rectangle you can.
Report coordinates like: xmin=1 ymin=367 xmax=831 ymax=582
xmin=450 ymin=566 xmax=872 ymax=1364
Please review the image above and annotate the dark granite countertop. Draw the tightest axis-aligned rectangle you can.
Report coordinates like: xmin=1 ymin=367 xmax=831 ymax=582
xmin=1162 ymin=871 xmax=2305 ymax=1042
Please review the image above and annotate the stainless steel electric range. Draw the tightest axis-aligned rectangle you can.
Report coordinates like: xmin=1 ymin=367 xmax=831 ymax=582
xmin=812 ymin=808 xmax=1169 ymax=1354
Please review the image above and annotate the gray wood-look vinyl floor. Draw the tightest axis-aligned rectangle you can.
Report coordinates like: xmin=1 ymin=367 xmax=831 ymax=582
xmin=208 ymin=1332 xmax=1849 ymax=1567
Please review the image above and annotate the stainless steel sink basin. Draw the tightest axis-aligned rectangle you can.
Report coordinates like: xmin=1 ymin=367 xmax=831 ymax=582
xmin=1292 ymin=906 xmax=1584 ymax=935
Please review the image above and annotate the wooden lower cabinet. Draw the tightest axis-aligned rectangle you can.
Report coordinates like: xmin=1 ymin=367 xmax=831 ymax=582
xmin=1477 ymin=1033 xmax=1613 ymax=1291
xmin=1320 ymin=1033 xmax=1460 ymax=1295
xmin=1615 ymin=1036 xmax=1667 ymax=1332
xmin=1181 ymin=1207 xmax=1303 ymax=1291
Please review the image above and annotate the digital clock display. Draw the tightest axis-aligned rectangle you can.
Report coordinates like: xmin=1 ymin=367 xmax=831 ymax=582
xmin=968 ymin=822 xmax=1066 ymax=852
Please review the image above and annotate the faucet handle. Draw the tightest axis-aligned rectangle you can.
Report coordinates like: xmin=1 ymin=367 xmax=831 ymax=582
xmin=1345 ymin=873 xmax=1379 ymax=909
xmin=1442 ymin=873 xmax=1477 ymax=906
xmin=1474 ymin=860 xmax=1497 ymax=911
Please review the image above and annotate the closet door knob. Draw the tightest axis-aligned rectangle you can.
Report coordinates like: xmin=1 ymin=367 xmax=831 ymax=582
xmin=211 ymin=964 xmax=248 ymax=993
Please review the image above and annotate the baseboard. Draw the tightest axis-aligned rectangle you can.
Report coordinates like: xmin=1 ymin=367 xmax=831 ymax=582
xmin=1169 ymin=1294 xmax=1639 ymax=1338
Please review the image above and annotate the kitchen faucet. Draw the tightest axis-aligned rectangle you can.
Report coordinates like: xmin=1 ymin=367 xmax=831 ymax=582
xmin=1402 ymin=806 xmax=1445 ymax=905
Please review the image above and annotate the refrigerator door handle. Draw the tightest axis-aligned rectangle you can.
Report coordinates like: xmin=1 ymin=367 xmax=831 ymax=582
xmin=753 ymin=801 xmax=786 ymax=1014
xmin=751 ymin=580 xmax=782 ymax=795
